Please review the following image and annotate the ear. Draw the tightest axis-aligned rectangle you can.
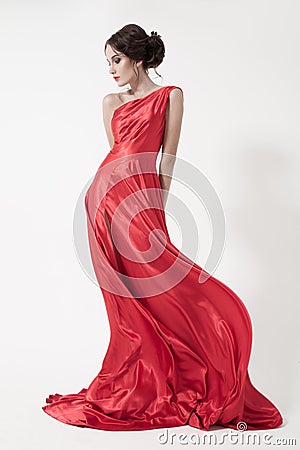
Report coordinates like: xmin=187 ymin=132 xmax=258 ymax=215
xmin=135 ymin=60 xmax=143 ymax=69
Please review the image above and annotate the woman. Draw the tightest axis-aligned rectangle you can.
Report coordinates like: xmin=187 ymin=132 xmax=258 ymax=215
xmin=42 ymin=23 xmax=283 ymax=432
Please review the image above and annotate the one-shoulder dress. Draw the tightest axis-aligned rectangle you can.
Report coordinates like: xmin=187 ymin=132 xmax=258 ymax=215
xmin=42 ymin=85 xmax=283 ymax=432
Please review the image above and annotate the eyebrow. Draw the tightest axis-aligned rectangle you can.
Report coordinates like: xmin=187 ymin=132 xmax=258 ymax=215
xmin=106 ymin=53 xmax=121 ymax=62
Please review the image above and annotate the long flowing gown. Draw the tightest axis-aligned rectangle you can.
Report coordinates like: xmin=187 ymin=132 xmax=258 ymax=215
xmin=42 ymin=85 xmax=283 ymax=431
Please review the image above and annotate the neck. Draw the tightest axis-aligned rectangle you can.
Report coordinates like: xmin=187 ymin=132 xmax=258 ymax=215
xmin=129 ymin=73 xmax=159 ymax=96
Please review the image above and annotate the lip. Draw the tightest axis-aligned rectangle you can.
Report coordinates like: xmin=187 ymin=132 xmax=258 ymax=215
xmin=113 ymin=76 xmax=120 ymax=80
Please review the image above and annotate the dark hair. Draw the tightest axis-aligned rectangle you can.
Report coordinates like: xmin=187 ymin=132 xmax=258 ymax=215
xmin=104 ymin=23 xmax=165 ymax=80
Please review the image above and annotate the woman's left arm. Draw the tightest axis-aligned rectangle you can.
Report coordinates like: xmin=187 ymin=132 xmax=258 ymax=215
xmin=159 ymin=87 xmax=184 ymax=207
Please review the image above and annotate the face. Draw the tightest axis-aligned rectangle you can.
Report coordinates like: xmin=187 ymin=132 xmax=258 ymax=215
xmin=105 ymin=44 xmax=142 ymax=87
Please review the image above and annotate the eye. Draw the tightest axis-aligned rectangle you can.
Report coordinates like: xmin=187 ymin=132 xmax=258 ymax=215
xmin=107 ymin=58 xmax=121 ymax=66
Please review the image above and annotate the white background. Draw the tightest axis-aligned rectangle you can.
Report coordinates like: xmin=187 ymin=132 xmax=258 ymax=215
xmin=0 ymin=0 xmax=299 ymax=449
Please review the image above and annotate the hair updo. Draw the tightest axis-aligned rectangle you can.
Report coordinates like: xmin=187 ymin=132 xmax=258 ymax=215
xmin=104 ymin=23 xmax=165 ymax=79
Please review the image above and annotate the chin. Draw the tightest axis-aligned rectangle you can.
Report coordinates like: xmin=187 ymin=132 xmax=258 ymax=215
xmin=118 ymin=79 xmax=131 ymax=88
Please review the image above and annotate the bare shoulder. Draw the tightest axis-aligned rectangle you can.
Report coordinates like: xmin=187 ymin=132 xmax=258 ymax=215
xmin=169 ymin=87 xmax=184 ymax=104
xmin=102 ymin=93 xmax=118 ymax=110
xmin=170 ymin=86 xmax=184 ymax=96
xmin=102 ymin=91 xmax=133 ymax=115
xmin=167 ymin=87 xmax=184 ymax=114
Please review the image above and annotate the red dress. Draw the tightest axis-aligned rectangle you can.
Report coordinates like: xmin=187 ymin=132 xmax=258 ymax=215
xmin=42 ymin=85 xmax=283 ymax=431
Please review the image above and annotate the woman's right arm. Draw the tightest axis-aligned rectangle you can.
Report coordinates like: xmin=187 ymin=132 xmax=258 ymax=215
xmin=102 ymin=94 xmax=115 ymax=149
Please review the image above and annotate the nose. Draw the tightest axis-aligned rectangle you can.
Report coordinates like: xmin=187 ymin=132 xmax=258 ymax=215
xmin=109 ymin=64 xmax=115 ymax=75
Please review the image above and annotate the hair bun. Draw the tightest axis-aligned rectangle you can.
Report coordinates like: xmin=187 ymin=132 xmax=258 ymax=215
xmin=146 ymin=29 xmax=165 ymax=69
xmin=150 ymin=30 xmax=160 ymax=38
